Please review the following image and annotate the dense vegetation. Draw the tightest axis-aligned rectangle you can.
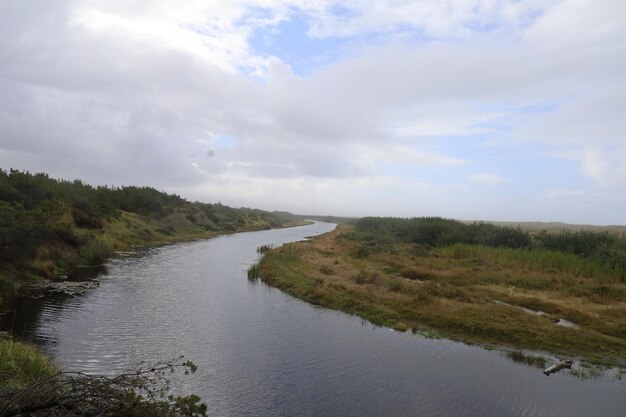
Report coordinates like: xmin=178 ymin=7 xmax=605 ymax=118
xmin=0 ymin=168 xmax=303 ymax=308
xmin=0 ymin=168 xmax=309 ymax=414
xmin=353 ymin=217 xmax=626 ymax=281
xmin=257 ymin=219 xmax=626 ymax=364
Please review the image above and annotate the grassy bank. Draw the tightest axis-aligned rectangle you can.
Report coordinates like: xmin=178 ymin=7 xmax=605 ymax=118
xmin=0 ymin=169 xmax=311 ymax=415
xmin=0 ymin=169 xmax=308 ymax=311
xmin=257 ymin=224 xmax=626 ymax=365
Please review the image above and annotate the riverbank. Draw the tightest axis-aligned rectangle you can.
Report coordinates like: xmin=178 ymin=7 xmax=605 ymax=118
xmin=0 ymin=169 xmax=311 ymax=316
xmin=256 ymin=225 xmax=626 ymax=366
xmin=0 ymin=212 xmax=310 ymax=315
xmin=0 ymin=220 xmax=311 ymax=415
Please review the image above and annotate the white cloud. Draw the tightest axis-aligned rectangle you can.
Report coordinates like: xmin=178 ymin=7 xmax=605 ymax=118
xmin=0 ymin=0 xmax=625 ymax=222
xmin=469 ymin=173 xmax=506 ymax=186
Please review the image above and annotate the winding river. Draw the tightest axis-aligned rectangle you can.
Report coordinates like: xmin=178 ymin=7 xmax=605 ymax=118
xmin=4 ymin=222 xmax=626 ymax=417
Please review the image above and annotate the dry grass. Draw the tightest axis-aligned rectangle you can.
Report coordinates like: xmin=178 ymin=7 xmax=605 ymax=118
xmin=259 ymin=225 xmax=626 ymax=365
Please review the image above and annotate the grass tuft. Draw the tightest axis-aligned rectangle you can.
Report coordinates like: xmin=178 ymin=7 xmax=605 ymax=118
xmin=505 ymin=350 xmax=547 ymax=369
xmin=0 ymin=339 xmax=57 ymax=393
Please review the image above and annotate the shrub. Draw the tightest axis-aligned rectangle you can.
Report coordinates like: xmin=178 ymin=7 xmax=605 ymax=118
xmin=78 ymin=238 xmax=112 ymax=266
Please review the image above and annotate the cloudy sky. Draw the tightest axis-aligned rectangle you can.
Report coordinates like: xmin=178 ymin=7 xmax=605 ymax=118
xmin=1 ymin=0 xmax=625 ymax=224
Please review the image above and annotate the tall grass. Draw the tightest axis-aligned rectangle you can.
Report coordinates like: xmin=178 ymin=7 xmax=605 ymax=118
xmin=78 ymin=238 xmax=112 ymax=266
xmin=247 ymin=263 xmax=260 ymax=280
xmin=353 ymin=217 xmax=626 ymax=280
xmin=439 ymin=243 xmax=615 ymax=279
xmin=256 ymin=244 xmax=274 ymax=254
xmin=0 ymin=339 xmax=57 ymax=393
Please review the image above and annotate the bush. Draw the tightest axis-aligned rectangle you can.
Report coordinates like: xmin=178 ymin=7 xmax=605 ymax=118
xmin=353 ymin=217 xmax=532 ymax=249
xmin=78 ymin=238 xmax=112 ymax=266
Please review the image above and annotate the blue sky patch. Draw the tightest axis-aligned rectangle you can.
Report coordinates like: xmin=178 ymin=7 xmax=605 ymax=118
xmin=249 ymin=13 xmax=347 ymax=75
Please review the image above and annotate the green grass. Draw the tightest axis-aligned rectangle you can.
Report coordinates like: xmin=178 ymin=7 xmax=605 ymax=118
xmin=0 ymin=339 xmax=57 ymax=393
xmin=438 ymin=243 xmax=615 ymax=279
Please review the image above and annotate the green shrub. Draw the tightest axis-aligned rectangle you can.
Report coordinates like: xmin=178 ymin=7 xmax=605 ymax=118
xmin=78 ymin=238 xmax=112 ymax=266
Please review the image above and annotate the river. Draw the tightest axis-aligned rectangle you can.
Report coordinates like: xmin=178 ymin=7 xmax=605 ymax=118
xmin=3 ymin=222 xmax=625 ymax=417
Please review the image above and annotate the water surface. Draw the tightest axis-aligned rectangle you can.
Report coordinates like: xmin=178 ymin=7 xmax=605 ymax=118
xmin=4 ymin=222 xmax=625 ymax=417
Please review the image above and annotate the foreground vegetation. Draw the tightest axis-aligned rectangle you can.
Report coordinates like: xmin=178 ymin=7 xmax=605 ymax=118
xmin=0 ymin=168 xmax=306 ymax=309
xmin=256 ymin=218 xmax=626 ymax=365
xmin=0 ymin=339 xmax=207 ymax=416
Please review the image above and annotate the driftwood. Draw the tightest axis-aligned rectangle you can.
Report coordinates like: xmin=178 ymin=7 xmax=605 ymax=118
xmin=543 ymin=360 xmax=573 ymax=376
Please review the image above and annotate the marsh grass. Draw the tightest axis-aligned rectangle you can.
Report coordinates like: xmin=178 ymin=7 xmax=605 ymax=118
xmin=257 ymin=244 xmax=274 ymax=254
xmin=0 ymin=339 xmax=57 ymax=393
xmin=569 ymin=365 xmax=604 ymax=380
xmin=439 ymin=244 xmax=614 ymax=279
xmin=505 ymin=350 xmax=547 ymax=369
xmin=247 ymin=263 xmax=260 ymax=280
xmin=256 ymin=225 xmax=626 ymax=364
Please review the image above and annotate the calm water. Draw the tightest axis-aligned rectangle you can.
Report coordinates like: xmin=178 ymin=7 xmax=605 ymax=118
xmin=4 ymin=222 xmax=626 ymax=417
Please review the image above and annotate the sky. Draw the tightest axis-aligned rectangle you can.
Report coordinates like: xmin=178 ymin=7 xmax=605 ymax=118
xmin=1 ymin=0 xmax=625 ymax=224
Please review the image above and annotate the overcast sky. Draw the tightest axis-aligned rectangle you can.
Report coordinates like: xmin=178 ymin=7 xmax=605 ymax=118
xmin=1 ymin=1 xmax=625 ymax=224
